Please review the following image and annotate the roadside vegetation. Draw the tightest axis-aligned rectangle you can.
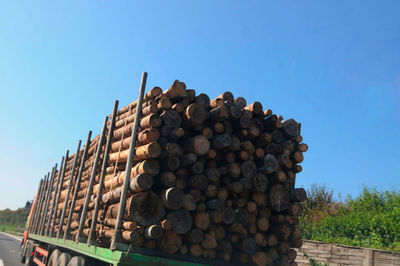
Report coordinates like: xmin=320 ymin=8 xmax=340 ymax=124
xmin=0 ymin=205 xmax=30 ymax=235
xmin=300 ymin=184 xmax=400 ymax=251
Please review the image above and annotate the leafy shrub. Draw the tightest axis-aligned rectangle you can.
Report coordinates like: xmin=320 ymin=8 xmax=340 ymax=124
xmin=300 ymin=184 xmax=400 ymax=251
xmin=0 ymin=205 xmax=30 ymax=233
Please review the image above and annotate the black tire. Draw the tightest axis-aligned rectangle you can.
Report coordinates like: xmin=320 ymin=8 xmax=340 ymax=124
xmin=24 ymin=241 xmax=34 ymax=266
xmin=57 ymin=252 xmax=72 ymax=266
xmin=19 ymin=240 xmax=26 ymax=263
xmin=67 ymin=256 xmax=87 ymax=266
xmin=48 ymin=248 xmax=61 ymax=266
xmin=24 ymin=255 xmax=34 ymax=266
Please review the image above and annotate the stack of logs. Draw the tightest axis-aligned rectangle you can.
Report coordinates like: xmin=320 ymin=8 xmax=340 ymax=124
xmin=40 ymin=80 xmax=308 ymax=266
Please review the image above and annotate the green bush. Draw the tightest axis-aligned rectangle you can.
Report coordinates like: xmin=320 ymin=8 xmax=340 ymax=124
xmin=0 ymin=207 xmax=30 ymax=233
xmin=300 ymin=184 xmax=400 ymax=251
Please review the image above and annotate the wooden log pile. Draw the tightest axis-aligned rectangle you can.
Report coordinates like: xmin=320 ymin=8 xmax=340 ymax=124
xmin=40 ymin=80 xmax=308 ymax=266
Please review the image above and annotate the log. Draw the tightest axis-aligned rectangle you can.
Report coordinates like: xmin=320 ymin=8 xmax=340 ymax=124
xmin=201 ymin=231 xmax=217 ymax=249
xmin=161 ymin=187 xmax=184 ymax=210
xmin=103 ymin=219 xmax=136 ymax=231
xmin=210 ymin=92 xmax=234 ymax=108
xmin=282 ymin=119 xmax=299 ymax=137
xmin=257 ymin=217 xmax=270 ymax=231
xmin=222 ymin=207 xmax=236 ymax=224
xmin=114 ymin=113 xmax=162 ymax=138
xmin=111 ymin=128 xmax=160 ymax=152
xmin=212 ymin=134 xmax=231 ymax=150
xmin=244 ymin=102 xmax=263 ymax=116
xmin=252 ymin=252 xmax=273 ymax=266
xmin=144 ymin=224 xmax=163 ymax=239
xmin=160 ymin=110 xmax=182 ymax=128
xmin=297 ymin=143 xmax=308 ymax=152
xmin=186 ymin=228 xmax=204 ymax=244
xmin=168 ymin=210 xmax=192 ymax=235
xmin=185 ymin=103 xmax=208 ymax=124
xmin=241 ymin=238 xmax=257 ymax=254
xmin=260 ymin=154 xmax=279 ymax=174
xmin=235 ymin=208 xmax=249 ymax=226
xmin=184 ymin=135 xmax=210 ymax=156
xmin=190 ymin=244 xmax=203 ymax=257
xmin=189 ymin=174 xmax=208 ymax=190
xmin=290 ymin=188 xmax=307 ymax=202
xmin=291 ymin=151 xmax=304 ymax=163
xmin=183 ymin=194 xmax=197 ymax=211
xmin=194 ymin=212 xmax=210 ymax=230
xmin=287 ymin=203 xmax=302 ymax=217
xmin=158 ymin=171 xmax=176 ymax=187
xmin=270 ymin=184 xmax=290 ymax=212
xmin=239 ymin=112 xmax=251 ymax=128
xmin=195 ymin=93 xmax=210 ymax=109
xmin=253 ymin=173 xmax=268 ymax=192
xmin=108 ymin=142 xmax=162 ymax=163
xmin=287 ymin=249 xmax=297 ymax=261
xmin=129 ymin=173 xmax=154 ymax=193
xmin=235 ymin=97 xmax=246 ymax=109
xmin=209 ymin=106 xmax=229 ymax=121
xmin=206 ymin=199 xmax=225 ymax=211
xmin=106 ymin=191 xmax=165 ymax=227
xmin=241 ymin=160 xmax=257 ymax=178
xmin=164 ymin=80 xmax=187 ymax=99
xmin=116 ymin=86 xmax=162 ymax=116
xmin=131 ymin=159 xmax=160 ymax=176
xmin=162 ymin=156 xmax=180 ymax=171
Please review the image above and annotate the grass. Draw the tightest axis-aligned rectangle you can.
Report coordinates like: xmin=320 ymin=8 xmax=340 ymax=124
xmin=0 ymin=223 xmax=24 ymax=236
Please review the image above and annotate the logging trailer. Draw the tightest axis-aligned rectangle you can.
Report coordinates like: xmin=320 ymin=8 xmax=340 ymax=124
xmin=18 ymin=72 xmax=307 ymax=266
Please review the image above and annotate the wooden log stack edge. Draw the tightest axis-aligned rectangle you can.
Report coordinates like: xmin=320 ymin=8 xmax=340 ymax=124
xmin=39 ymin=79 xmax=308 ymax=266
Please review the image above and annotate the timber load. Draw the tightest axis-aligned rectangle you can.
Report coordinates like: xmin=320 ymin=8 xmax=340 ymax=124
xmin=30 ymin=75 xmax=308 ymax=266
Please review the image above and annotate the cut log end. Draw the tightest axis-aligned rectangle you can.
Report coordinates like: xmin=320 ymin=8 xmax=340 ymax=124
xmin=168 ymin=210 xmax=193 ymax=235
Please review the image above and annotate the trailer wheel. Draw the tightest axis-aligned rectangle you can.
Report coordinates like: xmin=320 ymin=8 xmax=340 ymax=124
xmin=67 ymin=256 xmax=86 ymax=266
xmin=23 ymin=241 xmax=34 ymax=266
xmin=57 ymin=252 xmax=72 ymax=266
xmin=19 ymin=239 xmax=26 ymax=263
xmin=24 ymin=255 xmax=34 ymax=266
xmin=48 ymin=249 xmax=61 ymax=266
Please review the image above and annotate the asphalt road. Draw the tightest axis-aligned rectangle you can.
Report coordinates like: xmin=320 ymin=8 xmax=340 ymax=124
xmin=0 ymin=232 xmax=24 ymax=266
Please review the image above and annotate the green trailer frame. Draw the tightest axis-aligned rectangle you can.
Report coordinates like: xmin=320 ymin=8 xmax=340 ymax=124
xmin=29 ymin=233 xmax=208 ymax=266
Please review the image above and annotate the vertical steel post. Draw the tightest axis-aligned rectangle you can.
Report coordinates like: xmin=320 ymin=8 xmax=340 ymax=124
xmin=49 ymin=150 xmax=69 ymax=237
xmin=34 ymin=173 xmax=49 ymax=234
xmin=45 ymin=156 xmax=65 ymax=236
xmin=29 ymin=179 xmax=43 ymax=234
xmin=57 ymin=140 xmax=82 ymax=239
xmin=39 ymin=164 xmax=57 ymax=235
xmin=110 ymin=72 xmax=147 ymax=250
xmin=35 ymin=173 xmax=50 ymax=234
xmin=88 ymin=100 xmax=119 ymax=245
xmin=31 ymin=176 xmax=44 ymax=234
xmin=76 ymin=116 xmax=108 ymax=243
xmin=64 ymin=131 xmax=92 ymax=239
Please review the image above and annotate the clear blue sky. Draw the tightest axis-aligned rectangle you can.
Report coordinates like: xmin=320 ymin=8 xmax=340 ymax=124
xmin=0 ymin=1 xmax=399 ymax=210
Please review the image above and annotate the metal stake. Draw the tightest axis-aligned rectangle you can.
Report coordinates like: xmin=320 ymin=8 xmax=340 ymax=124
xmin=88 ymin=100 xmax=119 ymax=245
xmin=110 ymin=72 xmax=147 ymax=250
xmin=29 ymin=179 xmax=43 ymax=234
xmin=39 ymin=164 xmax=57 ymax=235
xmin=64 ymin=131 xmax=92 ymax=239
xmin=34 ymin=173 xmax=49 ymax=234
xmin=57 ymin=140 xmax=82 ymax=239
xmin=45 ymin=156 xmax=65 ymax=236
xmin=76 ymin=116 xmax=108 ymax=243
xmin=49 ymin=150 xmax=69 ymax=237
